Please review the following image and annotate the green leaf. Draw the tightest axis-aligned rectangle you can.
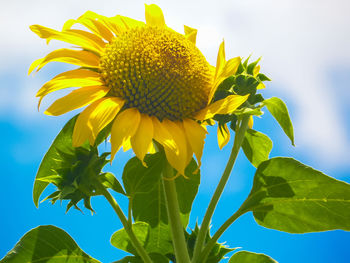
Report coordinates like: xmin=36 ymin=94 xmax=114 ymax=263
xmin=1 ymin=225 xmax=100 ymax=263
xmin=263 ymin=97 xmax=294 ymax=145
xmin=122 ymin=153 xmax=164 ymax=197
xmin=33 ymin=115 xmax=80 ymax=207
xmin=129 ymin=155 xmax=200 ymax=255
xmin=241 ymin=157 xmax=350 ymax=233
xmin=113 ymin=253 xmax=168 ymax=263
xmin=229 ymin=251 xmax=277 ymax=263
xmin=242 ymin=129 xmax=273 ymax=167
xmin=99 ymin=172 xmax=125 ymax=195
xmin=110 ymin=222 xmax=149 ymax=255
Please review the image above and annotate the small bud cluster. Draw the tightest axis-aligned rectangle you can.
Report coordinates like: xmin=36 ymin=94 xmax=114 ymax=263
xmin=99 ymin=26 xmax=213 ymax=121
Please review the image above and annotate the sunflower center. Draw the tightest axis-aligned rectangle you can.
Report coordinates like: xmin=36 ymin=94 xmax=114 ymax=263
xmin=99 ymin=26 xmax=213 ymax=121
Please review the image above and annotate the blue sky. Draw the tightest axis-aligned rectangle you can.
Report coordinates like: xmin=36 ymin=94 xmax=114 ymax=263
xmin=1 ymin=0 xmax=350 ymax=262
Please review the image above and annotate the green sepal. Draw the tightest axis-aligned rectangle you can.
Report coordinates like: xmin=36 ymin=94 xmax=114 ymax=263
xmin=99 ymin=172 xmax=125 ymax=195
xmin=240 ymin=157 xmax=350 ymax=233
xmin=185 ymin=224 xmax=235 ymax=263
xmin=0 ymin=225 xmax=100 ymax=263
xmin=246 ymin=57 xmax=261 ymax=75
xmin=33 ymin=115 xmax=113 ymax=212
xmin=229 ymin=251 xmax=277 ymax=263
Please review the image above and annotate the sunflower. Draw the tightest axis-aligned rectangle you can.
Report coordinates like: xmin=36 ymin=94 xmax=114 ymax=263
xmin=29 ymin=4 xmax=248 ymax=175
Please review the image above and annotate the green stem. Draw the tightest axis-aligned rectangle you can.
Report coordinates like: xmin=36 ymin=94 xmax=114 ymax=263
xmin=97 ymin=183 xmax=153 ymax=263
xmin=200 ymin=209 xmax=247 ymax=262
xmin=192 ymin=115 xmax=250 ymax=263
xmin=162 ymin=160 xmax=191 ymax=263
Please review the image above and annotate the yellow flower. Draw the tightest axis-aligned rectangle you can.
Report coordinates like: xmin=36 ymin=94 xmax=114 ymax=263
xmin=29 ymin=4 xmax=248 ymax=174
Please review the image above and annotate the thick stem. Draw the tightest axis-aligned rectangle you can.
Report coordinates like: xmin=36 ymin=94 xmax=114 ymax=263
xmin=97 ymin=183 xmax=153 ymax=263
xmin=162 ymin=161 xmax=191 ymax=263
xmin=192 ymin=115 xmax=250 ymax=263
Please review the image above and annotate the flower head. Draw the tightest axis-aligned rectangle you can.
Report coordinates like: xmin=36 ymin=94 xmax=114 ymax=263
xmin=30 ymin=4 xmax=248 ymax=174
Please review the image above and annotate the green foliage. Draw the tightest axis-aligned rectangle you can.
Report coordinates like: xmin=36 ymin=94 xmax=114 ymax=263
xmin=240 ymin=157 xmax=350 ymax=233
xmin=33 ymin=115 xmax=80 ymax=207
xmin=186 ymin=224 xmax=234 ymax=263
xmin=0 ymin=225 xmax=99 ymax=263
xmin=122 ymin=153 xmax=164 ymax=198
xmin=33 ymin=115 xmax=122 ymax=212
xmin=242 ymin=129 xmax=273 ymax=167
xmin=263 ymin=97 xmax=294 ymax=145
xmin=111 ymin=222 xmax=150 ymax=255
xmin=113 ymin=253 xmax=169 ymax=263
xmin=229 ymin=251 xmax=277 ymax=263
xmin=120 ymin=154 xmax=200 ymax=256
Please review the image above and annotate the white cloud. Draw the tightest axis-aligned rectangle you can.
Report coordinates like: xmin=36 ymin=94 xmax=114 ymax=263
xmin=0 ymin=0 xmax=349 ymax=169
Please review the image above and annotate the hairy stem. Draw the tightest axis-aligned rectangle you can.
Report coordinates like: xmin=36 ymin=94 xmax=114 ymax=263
xmin=162 ymin=160 xmax=191 ymax=263
xmin=97 ymin=183 xmax=153 ymax=263
xmin=192 ymin=115 xmax=250 ymax=263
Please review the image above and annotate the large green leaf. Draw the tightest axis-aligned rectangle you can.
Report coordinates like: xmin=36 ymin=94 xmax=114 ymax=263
xmin=242 ymin=129 xmax=273 ymax=167
xmin=33 ymin=115 xmax=80 ymax=207
xmin=122 ymin=153 xmax=164 ymax=198
xmin=263 ymin=97 xmax=294 ymax=145
xmin=1 ymin=225 xmax=99 ymax=263
xmin=111 ymin=222 xmax=149 ymax=255
xmin=241 ymin=157 xmax=350 ymax=233
xmin=113 ymin=253 xmax=168 ymax=263
xmin=229 ymin=251 xmax=277 ymax=263
xmin=123 ymin=154 xmax=200 ymax=255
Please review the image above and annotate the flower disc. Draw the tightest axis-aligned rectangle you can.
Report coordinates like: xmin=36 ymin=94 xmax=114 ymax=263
xmin=100 ymin=26 xmax=213 ymax=120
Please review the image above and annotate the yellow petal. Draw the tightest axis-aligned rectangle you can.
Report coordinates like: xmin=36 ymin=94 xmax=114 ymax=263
xmin=145 ymin=4 xmax=165 ymax=27
xmin=36 ymin=69 xmax=103 ymax=108
xmin=209 ymin=56 xmax=241 ymax=103
xmin=183 ymin=119 xmax=207 ymax=166
xmin=220 ymin=57 xmax=241 ymax=80
xmin=184 ymin=25 xmax=197 ymax=44
xmin=253 ymin=65 xmax=260 ymax=77
xmin=30 ymin=25 xmax=104 ymax=54
xmin=67 ymin=29 xmax=106 ymax=49
xmin=29 ymin=49 xmax=100 ymax=75
xmin=72 ymin=98 xmax=104 ymax=147
xmin=218 ymin=124 xmax=230 ymax=149
xmin=111 ymin=108 xmax=141 ymax=160
xmin=162 ymin=120 xmax=190 ymax=175
xmin=45 ymin=85 xmax=110 ymax=116
xmin=89 ymin=97 xmax=124 ymax=140
xmin=131 ymin=114 xmax=154 ymax=163
xmin=195 ymin=94 xmax=249 ymax=120
xmin=63 ymin=13 xmax=114 ymax=42
xmin=122 ymin=137 xmax=132 ymax=152
xmin=148 ymin=143 xmax=157 ymax=154
xmin=152 ymin=116 xmax=177 ymax=152
xmin=207 ymin=40 xmax=226 ymax=103
xmin=257 ymin=82 xmax=266 ymax=89
xmin=215 ymin=40 xmax=226 ymax=80
xmin=28 ymin=58 xmax=44 ymax=75
xmin=248 ymin=115 xmax=254 ymax=129
xmin=106 ymin=15 xmax=144 ymax=35
xmin=72 ymin=97 xmax=124 ymax=147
